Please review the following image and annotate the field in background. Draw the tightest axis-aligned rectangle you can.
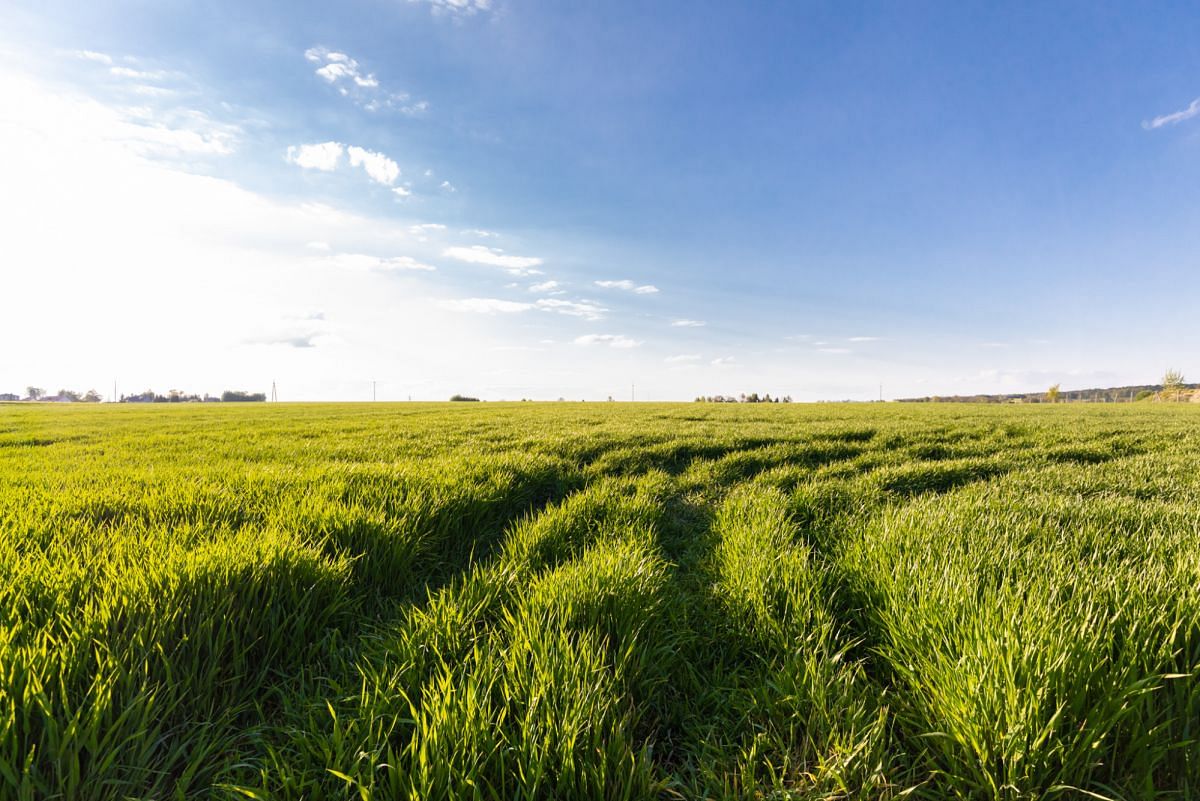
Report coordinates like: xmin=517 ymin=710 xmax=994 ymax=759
xmin=1 ymin=402 xmax=1198 ymax=800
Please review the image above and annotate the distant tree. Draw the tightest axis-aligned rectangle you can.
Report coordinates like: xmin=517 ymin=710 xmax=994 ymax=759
xmin=81 ymin=390 xmax=102 ymax=403
xmin=58 ymin=389 xmax=81 ymax=402
xmin=26 ymin=386 xmax=44 ymax=401
xmin=1162 ymin=369 xmax=1186 ymax=401
xmin=1046 ymin=383 xmax=1060 ymax=404
xmin=221 ymin=390 xmax=267 ymax=402
xmin=1135 ymin=389 xmax=1154 ymax=402
xmin=449 ymin=394 xmax=480 ymax=402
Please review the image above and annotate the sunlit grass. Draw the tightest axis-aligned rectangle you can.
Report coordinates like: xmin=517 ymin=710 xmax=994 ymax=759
xmin=1 ymin=401 xmax=1198 ymax=798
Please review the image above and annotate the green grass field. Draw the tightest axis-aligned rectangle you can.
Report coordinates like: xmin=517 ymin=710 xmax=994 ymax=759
xmin=1 ymin=402 xmax=1198 ymax=800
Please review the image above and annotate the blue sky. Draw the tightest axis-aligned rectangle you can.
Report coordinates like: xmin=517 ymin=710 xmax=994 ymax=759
xmin=2 ymin=1 xmax=1199 ymax=400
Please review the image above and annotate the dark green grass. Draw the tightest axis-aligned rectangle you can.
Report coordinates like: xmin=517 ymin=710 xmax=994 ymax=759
xmin=1 ymin=402 xmax=1198 ymax=799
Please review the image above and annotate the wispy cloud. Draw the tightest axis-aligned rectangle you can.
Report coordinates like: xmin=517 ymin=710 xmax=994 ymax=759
xmin=438 ymin=296 xmax=607 ymax=321
xmin=665 ymin=354 xmax=701 ymax=363
xmin=410 ymin=0 xmax=493 ymax=17
xmin=110 ymin=66 xmax=168 ymax=81
xmin=443 ymin=245 xmax=543 ymax=275
xmin=439 ymin=297 xmax=532 ymax=314
xmin=711 ymin=356 xmax=735 ymax=366
xmin=594 ymin=279 xmax=659 ymax=294
xmin=818 ymin=347 xmax=851 ymax=354
xmin=73 ymin=50 xmax=113 ymax=65
xmin=304 ymin=46 xmax=428 ymax=114
xmin=529 ymin=280 xmax=563 ymax=294
xmin=407 ymin=223 xmax=445 ymax=240
xmin=66 ymin=50 xmax=241 ymax=158
xmin=574 ymin=334 xmax=640 ymax=348
xmin=670 ymin=319 xmax=705 ymax=327
xmin=1143 ymin=98 xmax=1200 ymax=130
xmin=286 ymin=141 xmax=343 ymax=171
xmin=245 ymin=312 xmax=330 ymax=349
xmin=534 ymin=298 xmax=606 ymax=320
xmin=848 ymin=336 xmax=880 ymax=342
xmin=328 ymin=253 xmax=436 ymax=272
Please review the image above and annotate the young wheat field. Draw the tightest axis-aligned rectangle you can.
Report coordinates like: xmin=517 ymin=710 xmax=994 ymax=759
xmin=1 ymin=402 xmax=1198 ymax=800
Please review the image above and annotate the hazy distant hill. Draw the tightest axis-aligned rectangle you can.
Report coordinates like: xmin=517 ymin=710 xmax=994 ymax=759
xmin=896 ymin=384 xmax=1200 ymax=404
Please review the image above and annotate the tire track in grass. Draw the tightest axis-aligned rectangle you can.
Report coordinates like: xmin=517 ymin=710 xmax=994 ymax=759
xmin=228 ymin=471 xmax=683 ymax=799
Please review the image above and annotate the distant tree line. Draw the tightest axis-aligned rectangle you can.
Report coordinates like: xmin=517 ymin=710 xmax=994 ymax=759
xmin=695 ymin=393 xmax=793 ymax=403
xmin=449 ymin=394 xmax=481 ymax=402
xmin=3 ymin=387 xmax=103 ymax=403
xmin=898 ymin=376 xmax=1197 ymax=404
xmin=120 ymin=390 xmax=266 ymax=403
xmin=0 ymin=387 xmax=268 ymax=403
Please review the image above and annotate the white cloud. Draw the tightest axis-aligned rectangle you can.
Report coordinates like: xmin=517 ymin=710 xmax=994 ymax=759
xmin=534 ymin=298 xmax=606 ymax=320
xmin=671 ymin=319 xmax=705 ymax=327
xmin=443 ymin=245 xmax=543 ymax=275
xmin=305 ymin=240 xmax=331 ymax=251
xmin=245 ymin=312 xmax=331 ymax=349
xmin=304 ymin=46 xmax=426 ymax=114
xmin=711 ymin=356 xmax=735 ymax=366
xmin=286 ymin=142 xmax=402 ymax=186
xmin=347 ymin=145 xmax=400 ymax=185
xmin=439 ymin=297 xmax=533 ymax=314
xmin=440 ymin=180 xmax=456 ymax=192
xmin=529 ymin=280 xmax=561 ymax=293
xmin=381 ymin=256 xmax=437 ymax=272
xmin=411 ymin=0 xmax=493 ymax=17
xmin=286 ymin=141 xmax=343 ymax=171
xmin=329 ymin=253 xmax=436 ymax=272
xmin=574 ymin=334 xmax=640 ymax=348
xmin=818 ymin=348 xmax=851 ymax=354
xmin=848 ymin=336 xmax=879 ymax=342
xmin=665 ymin=354 xmax=701 ymax=363
xmin=439 ymin=296 xmax=606 ymax=321
xmin=307 ymin=48 xmax=373 ymax=85
xmin=1143 ymin=98 xmax=1200 ymax=130
xmin=74 ymin=50 xmax=113 ymax=65
xmin=110 ymin=66 xmax=167 ymax=81
xmin=130 ymin=84 xmax=176 ymax=98
xmin=392 ymin=186 xmax=412 ymax=198
xmin=463 ymin=228 xmax=497 ymax=238
xmin=411 ymin=223 xmax=446 ymax=233
xmin=594 ymin=279 xmax=658 ymax=294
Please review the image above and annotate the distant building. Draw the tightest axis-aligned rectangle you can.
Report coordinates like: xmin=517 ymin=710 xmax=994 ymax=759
xmin=0 ymin=393 xmax=18 ymax=401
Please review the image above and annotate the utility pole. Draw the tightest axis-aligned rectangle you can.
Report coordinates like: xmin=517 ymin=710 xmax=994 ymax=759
xmin=879 ymin=383 xmax=883 ymax=402
xmin=271 ymin=381 xmax=278 ymax=402
xmin=631 ymin=382 xmax=635 ymax=402
xmin=113 ymin=379 xmax=117 ymax=403
xmin=372 ymin=380 xmax=376 ymax=402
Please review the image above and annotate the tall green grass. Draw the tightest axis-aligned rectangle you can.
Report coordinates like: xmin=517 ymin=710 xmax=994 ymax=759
xmin=1 ymin=401 xmax=1198 ymax=799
